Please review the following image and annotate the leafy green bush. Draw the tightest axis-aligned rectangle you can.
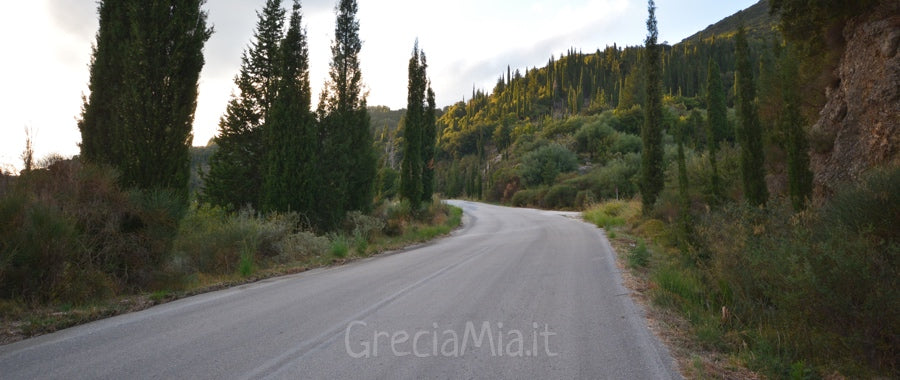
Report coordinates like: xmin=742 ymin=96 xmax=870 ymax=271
xmin=685 ymin=169 xmax=900 ymax=376
xmin=510 ymin=189 xmax=539 ymax=207
xmin=610 ymin=133 xmax=642 ymax=155
xmin=329 ymin=236 xmax=349 ymax=258
xmin=574 ymin=190 xmax=596 ymax=210
xmin=628 ymin=240 xmax=650 ymax=268
xmin=518 ymin=144 xmax=579 ymax=186
xmin=343 ymin=211 xmax=384 ymax=242
xmin=0 ymin=161 xmax=182 ymax=303
xmin=583 ymin=202 xmax=627 ymax=229
xmin=542 ymin=184 xmax=578 ymax=209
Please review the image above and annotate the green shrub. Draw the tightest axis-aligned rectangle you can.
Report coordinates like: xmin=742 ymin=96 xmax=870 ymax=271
xmin=611 ymin=133 xmax=642 ymax=155
xmin=343 ymin=211 xmax=384 ymax=242
xmin=0 ymin=161 xmax=182 ymax=302
xmin=518 ymin=144 xmax=579 ymax=186
xmin=543 ymin=184 xmax=578 ymax=209
xmin=329 ymin=235 xmax=349 ymax=258
xmin=511 ymin=189 xmax=539 ymax=207
xmin=583 ymin=201 xmax=630 ymax=229
xmin=280 ymin=231 xmax=330 ymax=262
xmin=688 ymin=167 xmax=900 ymax=376
xmin=574 ymin=190 xmax=596 ymax=210
xmin=353 ymin=233 xmax=368 ymax=255
xmin=628 ymin=240 xmax=650 ymax=268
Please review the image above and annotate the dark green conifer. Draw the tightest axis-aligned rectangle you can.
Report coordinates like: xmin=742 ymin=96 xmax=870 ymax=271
xmin=262 ymin=0 xmax=317 ymax=215
xmin=735 ymin=26 xmax=769 ymax=206
xmin=779 ymin=45 xmax=813 ymax=211
xmin=318 ymin=0 xmax=374 ymax=228
xmin=400 ymin=43 xmax=425 ymax=204
xmin=80 ymin=0 xmax=211 ymax=204
xmin=640 ymin=0 xmax=664 ymax=213
xmin=203 ymin=0 xmax=285 ymax=210
xmin=705 ymin=59 xmax=727 ymax=201
xmin=422 ymin=85 xmax=437 ymax=202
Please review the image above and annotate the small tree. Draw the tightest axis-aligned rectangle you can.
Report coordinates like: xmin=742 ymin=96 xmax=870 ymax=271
xmin=262 ymin=0 xmax=317 ymax=215
xmin=317 ymin=0 xmax=374 ymax=228
xmin=422 ymin=86 xmax=437 ymax=202
xmin=400 ymin=43 xmax=425 ymax=204
xmin=640 ymin=0 xmax=665 ymax=213
xmin=735 ymin=25 xmax=768 ymax=206
xmin=203 ymin=0 xmax=285 ymax=210
xmin=779 ymin=44 xmax=813 ymax=210
xmin=706 ymin=58 xmax=727 ymax=202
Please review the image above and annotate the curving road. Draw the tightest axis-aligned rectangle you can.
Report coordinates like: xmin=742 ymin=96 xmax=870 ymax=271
xmin=0 ymin=201 xmax=679 ymax=379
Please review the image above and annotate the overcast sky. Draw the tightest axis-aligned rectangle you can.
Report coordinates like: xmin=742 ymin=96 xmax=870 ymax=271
xmin=0 ymin=0 xmax=757 ymax=171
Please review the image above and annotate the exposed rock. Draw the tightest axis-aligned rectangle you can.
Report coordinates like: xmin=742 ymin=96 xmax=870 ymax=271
xmin=810 ymin=2 xmax=900 ymax=200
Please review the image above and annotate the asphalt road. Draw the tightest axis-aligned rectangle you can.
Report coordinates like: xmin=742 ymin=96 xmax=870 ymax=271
xmin=0 ymin=200 xmax=680 ymax=379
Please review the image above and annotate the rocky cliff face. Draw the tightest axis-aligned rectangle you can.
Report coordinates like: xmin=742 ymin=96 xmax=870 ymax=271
xmin=810 ymin=2 xmax=899 ymax=199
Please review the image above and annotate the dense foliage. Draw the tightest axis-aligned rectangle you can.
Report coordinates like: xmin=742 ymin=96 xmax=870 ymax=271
xmin=202 ymin=0 xmax=284 ymax=211
xmin=640 ymin=0 xmax=665 ymax=213
xmin=317 ymin=0 xmax=376 ymax=228
xmin=262 ymin=1 xmax=317 ymax=215
xmin=79 ymin=0 xmax=212 ymax=203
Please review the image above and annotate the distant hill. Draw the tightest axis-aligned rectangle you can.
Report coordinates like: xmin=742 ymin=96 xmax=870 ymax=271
xmin=681 ymin=0 xmax=777 ymax=43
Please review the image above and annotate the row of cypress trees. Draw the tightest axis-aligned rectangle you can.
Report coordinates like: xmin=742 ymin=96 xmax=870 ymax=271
xmin=641 ymin=0 xmax=811 ymax=212
xmin=78 ymin=0 xmax=213 ymax=203
xmin=400 ymin=42 xmax=437 ymax=205
xmin=201 ymin=0 xmax=375 ymax=231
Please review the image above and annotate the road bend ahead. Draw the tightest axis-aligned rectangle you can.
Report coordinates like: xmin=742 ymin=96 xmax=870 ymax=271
xmin=0 ymin=201 xmax=680 ymax=379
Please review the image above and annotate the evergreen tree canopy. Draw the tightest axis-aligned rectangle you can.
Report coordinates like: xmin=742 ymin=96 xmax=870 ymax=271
xmin=640 ymin=0 xmax=665 ymax=213
xmin=262 ymin=0 xmax=317 ymax=216
xmin=79 ymin=0 xmax=212 ymax=204
xmin=400 ymin=43 xmax=426 ymax=204
xmin=317 ymin=0 xmax=375 ymax=228
xmin=422 ymin=85 xmax=437 ymax=202
xmin=734 ymin=25 xmax=768 ymax=206
xmin=706 ymin=58 xmax=727 ymax=200
xmin=202 ymin=0 xmax=285 ymax=210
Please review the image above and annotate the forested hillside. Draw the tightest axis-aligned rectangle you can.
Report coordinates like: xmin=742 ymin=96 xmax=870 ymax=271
xmin=403 ymin=1 xmax=775 ymax=201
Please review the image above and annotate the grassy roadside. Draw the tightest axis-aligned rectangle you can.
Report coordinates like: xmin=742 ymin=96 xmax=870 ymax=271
xmin=584 ymin=199 xmax=761 ymax=379
xmin=0 ymin=201 xmax=462 ymax=346
xmin=583 ymin=167 xmax=898 ymax=379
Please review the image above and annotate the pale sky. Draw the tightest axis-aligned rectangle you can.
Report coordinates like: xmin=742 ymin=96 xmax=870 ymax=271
xmin=0 ymin=0 xmax=757 ymax=172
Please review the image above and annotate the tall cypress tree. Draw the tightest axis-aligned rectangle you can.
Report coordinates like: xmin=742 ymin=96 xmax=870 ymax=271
xmin=80 ymin=0 xmax=211 ymax=203
xmin=120 ymin=0 xmax=212 ymax=201
xmin=318 ymin=0 xmax=374 ymax=228
xmin=400 ymin=43 xmax=425 ymax=204
xmin=735 ymin=25 xmax=769 ymax=206
xmin=422 ymin=84 xmax=437 ymax=202
xmin=779 ymin=44 xmax=813 ymax=211
xmin=78 ymin=0 xmax=130 ymax=166
xmin=262 ymin=0 xmax=316 ymax=215
xmin=706 ymin=58 xmax=727 ymax=201
xmin=203 ymin=0 xmax=285 ymax=210
xmin=640 ymin=0 xmax=664 ymax=213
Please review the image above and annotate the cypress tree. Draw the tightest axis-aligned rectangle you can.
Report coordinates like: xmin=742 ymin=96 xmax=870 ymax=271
xmin=119 ymin=0 xmax=212 ymax=201
xmin=78 ymin=0 xmax=130 ymax=166
xmin=400 ymin=43 xmax=424 ymax=204
xmin=203 ymin=0 xmax=285 ymax=210
xmin=779 ymin=45 xmax=813 ymax=211
xmin=735 ymin=26 xmax=768 ymax=206
xmin=262 ymin=0 xmax=316 ymax=215
xmin=640 ymin=0 xmax=664 ymax=213
xmin=318 ymin=0 xmax=374 ymax=228
xmin=675 ymin=117 xmax=693 ymax=250
xmin=80 ymin=0 xmax=211 ymax=203
xmin=705 ymin=58 xmax=726 ymax=201
xmin=422 ymin=84 xmax=437 ymax=202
